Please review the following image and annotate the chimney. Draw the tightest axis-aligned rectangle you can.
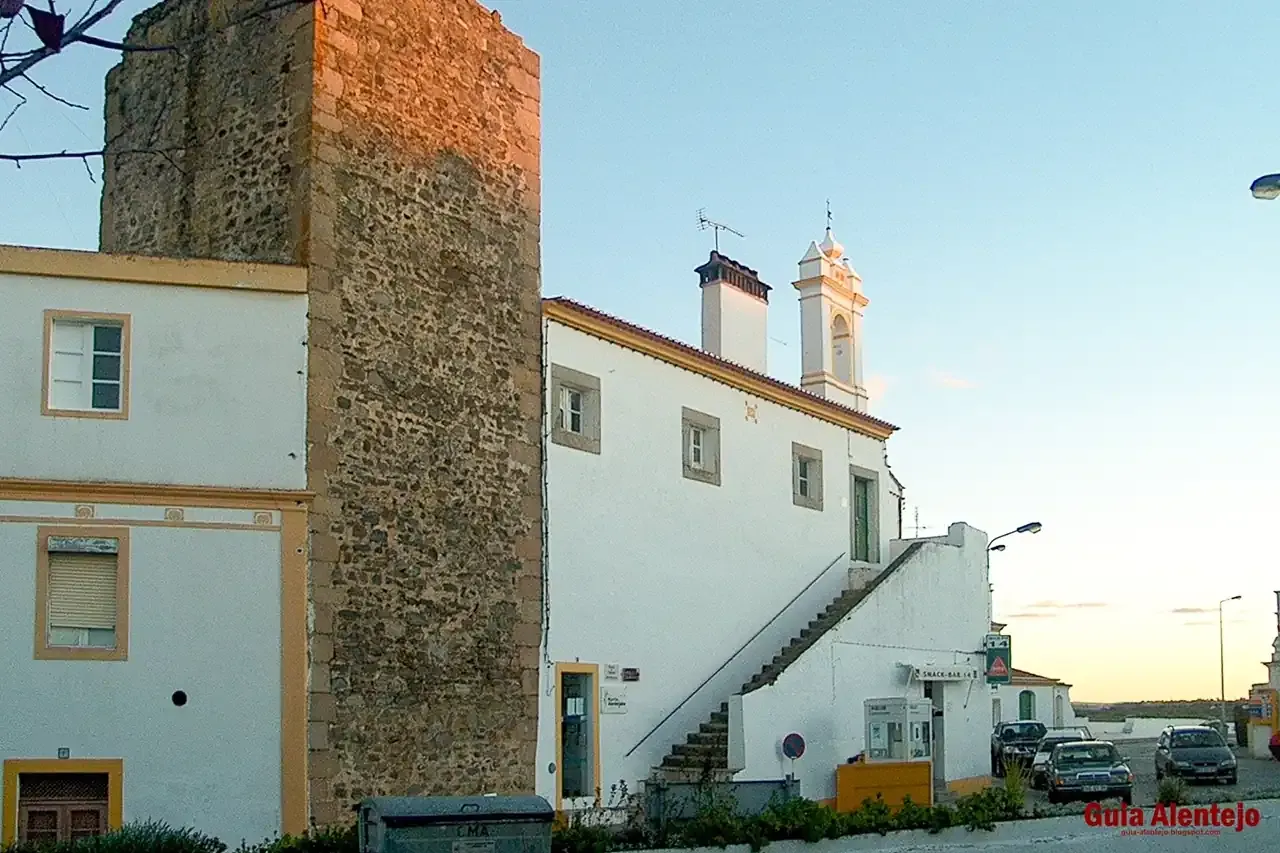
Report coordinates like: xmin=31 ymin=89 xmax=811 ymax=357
xmin=696 ymin=251 xmax=771 ymax=373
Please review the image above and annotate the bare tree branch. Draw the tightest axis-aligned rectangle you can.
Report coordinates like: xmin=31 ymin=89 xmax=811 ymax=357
xmin=0 ymin=0 xmax=131 ymax=88
xmin=0 ymin=87 xmax=25 ymax=134
xmin=0 ymin=146 xmax=186 ymax=164
xmin=21 ymin=71 xmax=88 ymax=109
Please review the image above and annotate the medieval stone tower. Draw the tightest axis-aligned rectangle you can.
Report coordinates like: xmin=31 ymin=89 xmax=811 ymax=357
xmin=99 ymin=0 xmax=542 ymax=825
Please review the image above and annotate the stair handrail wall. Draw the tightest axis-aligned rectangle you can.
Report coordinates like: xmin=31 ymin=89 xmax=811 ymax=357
xmin=624 ymin=550 xmax=848 ymax=758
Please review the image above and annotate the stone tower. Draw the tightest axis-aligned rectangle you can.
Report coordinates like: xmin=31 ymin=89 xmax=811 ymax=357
xmin=99 ymin=0 xmax=542 ymax=825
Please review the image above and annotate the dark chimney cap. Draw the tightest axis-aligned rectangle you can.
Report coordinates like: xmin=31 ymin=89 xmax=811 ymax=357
xmin=694 ymin=251 xmax=772 ymax=303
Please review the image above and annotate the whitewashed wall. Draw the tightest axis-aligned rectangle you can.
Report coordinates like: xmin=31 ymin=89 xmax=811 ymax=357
xmin=990 ymin=682 xmax=1078 ymax=730
xmin=538 ymin=319 xmax=898 ymax=802
xmin=0 ymin=272 xmax=307 ymax=489
xmin=736 ymin=524 xmax=992 ymax=800
xmin=0 ymin=502 xmax=284 ymax=843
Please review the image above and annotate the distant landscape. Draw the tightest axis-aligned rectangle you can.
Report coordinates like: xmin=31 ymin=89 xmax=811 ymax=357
xmin=1073 ymin=699 xmax=1248 ymax=722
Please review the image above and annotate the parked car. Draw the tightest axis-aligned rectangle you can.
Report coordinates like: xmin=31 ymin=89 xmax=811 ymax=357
xmin=1154 ymin=725 xmax=1237 ymax=784
xmin=991 ymin=720 xmax=1047 ymax=777
xmin=1030 ymin=728 xmax=1093 ymax=789
xmin=1045 ymin=740 xmax=1134 ymax=805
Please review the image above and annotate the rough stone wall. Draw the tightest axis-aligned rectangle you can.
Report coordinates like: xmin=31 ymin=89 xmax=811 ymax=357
xmin=100 ymin=0 xmax=543 ymax=824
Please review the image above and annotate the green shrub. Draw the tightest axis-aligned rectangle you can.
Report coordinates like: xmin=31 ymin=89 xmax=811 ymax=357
xmin=1156 ymin=777 xmax=1190 ymax=806
xmin=1000 ymin=760 xmax=1027 ymax=812
xmin=3 ymin=821 xmax=226 ymax=853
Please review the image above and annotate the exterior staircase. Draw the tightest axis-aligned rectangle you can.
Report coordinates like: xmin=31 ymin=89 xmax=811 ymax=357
xmin=658 ymin=701 xmax=733 ymax=780
xmin=655 ymin=543 xmax=925 ymax=781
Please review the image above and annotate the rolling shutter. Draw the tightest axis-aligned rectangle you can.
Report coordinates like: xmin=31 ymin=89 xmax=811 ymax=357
xmin=47 ymin=552 xmax=117 ymax=630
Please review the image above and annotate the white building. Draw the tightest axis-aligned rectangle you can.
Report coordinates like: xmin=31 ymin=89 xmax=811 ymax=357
xmin=989 ymin=669 xmax=1079 ymax=730
xmin=0 ymin=246 xmax=311 ymax=846
xmin=536 ymin=228 xmax=996 ymax=809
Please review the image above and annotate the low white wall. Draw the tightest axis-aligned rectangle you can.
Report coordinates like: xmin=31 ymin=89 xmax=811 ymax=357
xmin=737 ymin=523 xmax=991 ymax=799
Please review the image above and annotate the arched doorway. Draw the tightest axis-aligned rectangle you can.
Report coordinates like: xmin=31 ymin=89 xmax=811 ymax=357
xmin=1018 ymin=690 xmax=1036 ymax=721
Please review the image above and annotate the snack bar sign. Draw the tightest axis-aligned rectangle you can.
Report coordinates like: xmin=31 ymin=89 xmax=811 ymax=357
xmin=984 ymin=634 xmax=1011 ymax=685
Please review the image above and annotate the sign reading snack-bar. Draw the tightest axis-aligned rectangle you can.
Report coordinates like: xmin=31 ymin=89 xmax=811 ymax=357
xmin=913 ymin=666 xmax=979 ymax=681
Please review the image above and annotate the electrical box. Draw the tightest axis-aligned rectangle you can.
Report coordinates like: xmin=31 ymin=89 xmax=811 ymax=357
xmin=864 ymin=698 xmax=933 ymax=762
xmin=357 ymin=796 xmax=554 ymax=853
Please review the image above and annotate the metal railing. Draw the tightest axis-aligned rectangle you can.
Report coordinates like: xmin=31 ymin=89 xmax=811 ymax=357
xmin=624 ymin=551 xmax=848 ymax=758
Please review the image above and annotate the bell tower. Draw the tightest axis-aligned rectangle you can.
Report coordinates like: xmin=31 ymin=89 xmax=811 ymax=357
xmin=791 ymin=224 xmax=869 ymax=412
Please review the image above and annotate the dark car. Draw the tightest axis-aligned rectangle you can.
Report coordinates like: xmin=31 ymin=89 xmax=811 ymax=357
xmin=1045 ymin=740 xmax=1134 ymax=805
xmin=1154 ymin=725 xmax=1237 ymax=784
xmin=1030 ymin=728 xmax=1093 ymax=789
xmin=991 ymin=720 xmax=1047 ymax=777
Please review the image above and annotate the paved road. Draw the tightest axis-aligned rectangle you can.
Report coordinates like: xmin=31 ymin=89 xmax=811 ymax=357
xmin=1022 ymin=738 xmax=1280 ymax=807
xmin=748 ymin=798 xmax=1280 ymax=852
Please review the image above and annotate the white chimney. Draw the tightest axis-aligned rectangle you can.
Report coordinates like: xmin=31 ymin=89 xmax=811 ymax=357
xmin=697 ymin=251 xmax=771 ymax=373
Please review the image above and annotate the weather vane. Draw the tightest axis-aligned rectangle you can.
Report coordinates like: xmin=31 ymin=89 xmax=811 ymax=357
xmin=826 ymin=199 xmax=833 ymax=230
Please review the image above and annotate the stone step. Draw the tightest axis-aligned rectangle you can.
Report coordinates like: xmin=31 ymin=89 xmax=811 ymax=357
xmin=662 ymin=754 xmax=728 ymax=770
xmin=699 ymin=720 xmax=728 ymax=735
xmin=672 ymin=742 xmax=726 ymax=758
xmin=687 ymin=731 xmax=728 ymax=747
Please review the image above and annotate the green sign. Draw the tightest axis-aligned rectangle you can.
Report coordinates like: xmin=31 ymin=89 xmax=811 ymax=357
xmin=984 ymin=633 xmax=1011 ymax=684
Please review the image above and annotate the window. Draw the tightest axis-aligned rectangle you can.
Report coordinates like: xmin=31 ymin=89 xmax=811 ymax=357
xmin=549 ymin=364 xmax=601 ymax=454
xmin=557 ymin=664 xmax=600 ymax=808
xmin=35 ymin=528 xmax=129 ymax=661
xmin=1018 ymin=690 xmax=1036 ymax=721
xmin=851 ymin=470 xmax=878 ymax=562
xmin=791 ymin=443 xmax=823 ymax=510
xmin=17 ymin=774 xmax=109 ymax=844
xmin=43 ymin=312 xmax=131 ymax=418
xmin=2 ymin=760 xmax=122 ymax=846
xmin=681 ymin=407 xmax=721 ymax=486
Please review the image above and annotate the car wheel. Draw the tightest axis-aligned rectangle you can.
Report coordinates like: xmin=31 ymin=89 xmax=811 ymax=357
xmin=1227 ymin=773 xmax=1237 ymax=785
xmin=1155 ymin=765 xmax=1162 ymax=781
xmin=1121 ymin=790 xmax=1132 ymax=806
xmin=994 ymin=757 xmax=1005 ymax=778
xmin=1047 ymin=789 xmax=1060 ymax=805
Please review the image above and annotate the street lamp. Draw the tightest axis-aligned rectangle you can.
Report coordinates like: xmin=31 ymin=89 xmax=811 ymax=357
xmin=987 ymin=522 xmax=1043 ymax=624
xmin=988 ymin=521 xmax=1043 ymax=552
xmin=1251 ymin=174 xmax=1280 ymax=200
xmin=1220 ymin=595 xmax=1242 ymax=739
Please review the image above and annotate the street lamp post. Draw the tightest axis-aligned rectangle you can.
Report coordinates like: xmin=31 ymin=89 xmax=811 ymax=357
xmin=986 ymin=522 xmax=1043 ymax=625
xmin=1220 ymin=595 xmax=1242 ymax=740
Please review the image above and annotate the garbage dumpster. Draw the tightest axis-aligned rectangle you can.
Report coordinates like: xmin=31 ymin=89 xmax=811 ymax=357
xmin=358 ymin=796 xmax=555 ymax=853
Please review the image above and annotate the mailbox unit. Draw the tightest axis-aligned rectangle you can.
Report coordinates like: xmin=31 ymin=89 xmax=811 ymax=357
xmin=358 ymin=796 xmax=554 ymax=853
xmin=863 ymin=698 xmax=932 ymax=762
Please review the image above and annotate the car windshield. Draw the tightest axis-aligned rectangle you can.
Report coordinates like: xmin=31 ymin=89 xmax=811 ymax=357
xmin=1002 ymin=723 xmax=1046 ymax=741
xmin=1040 ymin=736 xmax=1079 ymax=749
xmin=1056 ymin=744 xmax=1118 ymax=765
xmin=1172 ymin=731 xmax=1225 ymax=749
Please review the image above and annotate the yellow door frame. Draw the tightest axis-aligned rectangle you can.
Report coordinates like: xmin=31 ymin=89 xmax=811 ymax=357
xmin=553 ymin=662 xmax=602 ymax=814
xmin=1 ymin=758 xmax=124 ymax=845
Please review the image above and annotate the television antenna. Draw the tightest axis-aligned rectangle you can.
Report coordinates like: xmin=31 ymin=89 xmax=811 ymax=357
xmin=697 ymin=209 xmax=745 ymax=253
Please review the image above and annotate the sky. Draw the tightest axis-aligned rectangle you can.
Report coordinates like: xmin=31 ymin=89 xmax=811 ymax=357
xmin=3 ymin=0 xmax=1280 ymax=703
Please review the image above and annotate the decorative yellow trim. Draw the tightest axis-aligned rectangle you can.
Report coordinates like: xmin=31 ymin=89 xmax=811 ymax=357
xmin=41 ymin=310 xmax=132 ymax=421
xmin=0 ymin=244 xmax=307 ymax=294
xmin=553 ymin=662 xmax=603 ymax=814
xmin=0 ymin=516 xmax=281 ymax=532
xmin=1 ymin=758 xmax=124 ymax=845
xmin=946 ymin=775 xmax=992 ymax=795
xmin=34 ymin=526 xmax=130 ymax=662
xmin=0 ymin=478 xmax=313 ymax=510
xmin=543 ymin=301 xmax=895 ymax=440
xmin=279 ymin=508 xmax=308 ymax=835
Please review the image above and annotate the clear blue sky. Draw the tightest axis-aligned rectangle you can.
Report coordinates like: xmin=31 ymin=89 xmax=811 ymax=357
xmin=4 ymin=0 xmax=1280 ymax=702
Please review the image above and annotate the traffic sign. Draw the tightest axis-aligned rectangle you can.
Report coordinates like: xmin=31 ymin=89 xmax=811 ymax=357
xmin=985 ymin=633 xmax=1012 ymax=684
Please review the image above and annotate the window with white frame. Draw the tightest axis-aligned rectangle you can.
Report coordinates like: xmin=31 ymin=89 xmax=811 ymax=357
xmin=550 ymin=364 xmax=601 ymax=454
xmin=45 ymin=313 xmax=129 ymax=416
xmin=681 ymin=407 xmax=720 ymax=486
xmin=791 ymin=442 xmax=823 ymax=511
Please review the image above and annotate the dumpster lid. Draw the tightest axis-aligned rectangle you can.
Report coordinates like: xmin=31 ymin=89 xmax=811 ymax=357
xmin=359 ymin=796 xmax=554 ymax=826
